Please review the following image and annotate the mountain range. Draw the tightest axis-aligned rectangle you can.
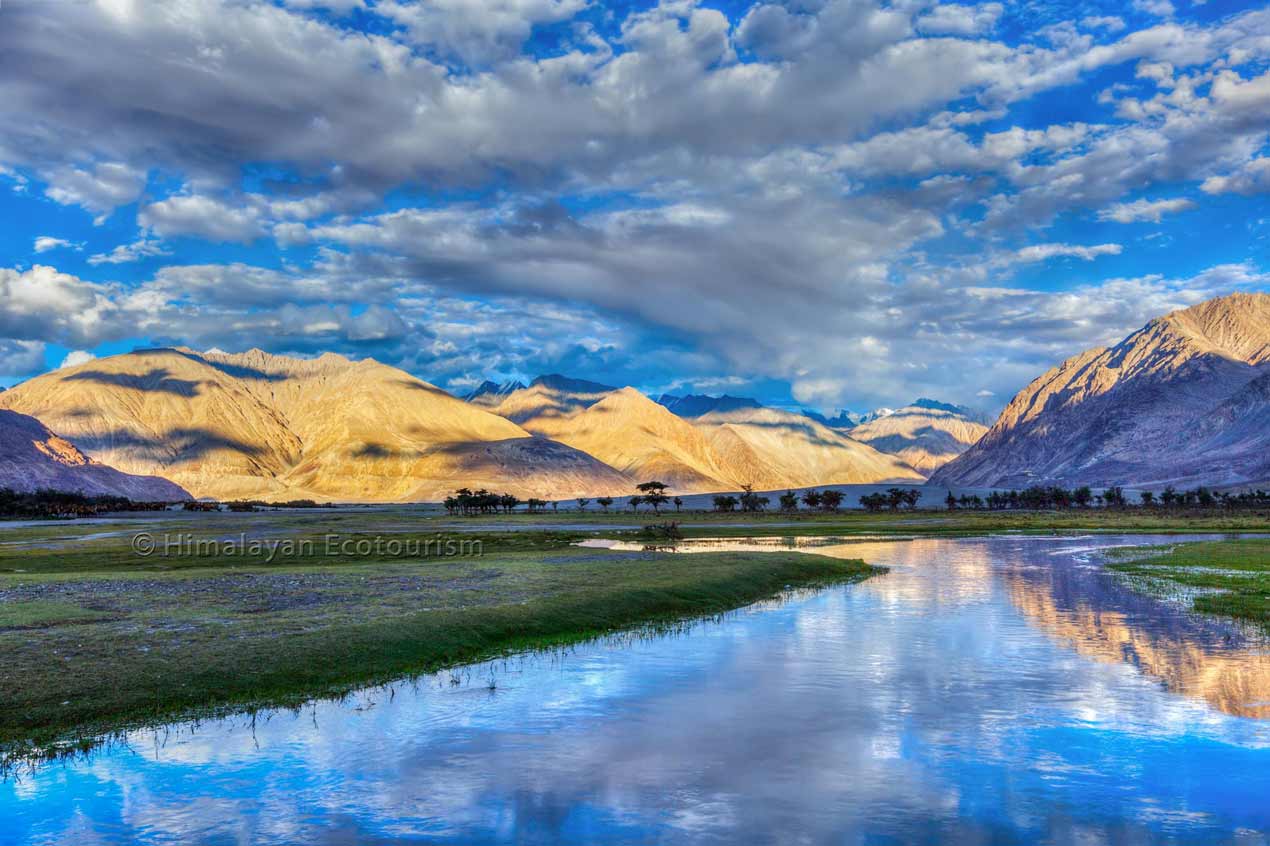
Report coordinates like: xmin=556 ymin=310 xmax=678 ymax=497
xmin=5 ymin=292 xmax=1259 ymax=503
xmin=932 ymin=292 xmax=1270 ymax=489
xmin=0 ymin=349 xmax=948 ymax=501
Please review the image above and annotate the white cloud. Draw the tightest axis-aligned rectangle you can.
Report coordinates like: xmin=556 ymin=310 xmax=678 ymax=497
xmin=139 ymin=194 xmax=265 ymax=243
xmin=1097 ymin=197 xmax=1196 ymax=222
xmin=1201 ymin=157 xmax=1270 ymax=195
xmin=42 ymin=162 xmax=145 ymax=223
xmin=916 ymin=4 xmax=1004 ymax=37
xmin=58 ymin=349 xmax=96 ymax=369
xmin=33 ymin=236 xmax=81 ymax=253
xmin=88 ymin=237 xmax=171 ymax=265
xmin=0 ymin=339 xmax=46 ymax=378
xmin=1014 ymin=243 xmax=1123 ymax=262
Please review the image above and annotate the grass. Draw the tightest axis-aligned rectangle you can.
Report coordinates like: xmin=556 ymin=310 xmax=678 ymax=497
xmin=0 ymin=522 xmax=880 ymax=765
xmin=1107 ymin=538 xmax=1270 ymax=628
xmin=431 ymin=506 xmax=1270 ymax=537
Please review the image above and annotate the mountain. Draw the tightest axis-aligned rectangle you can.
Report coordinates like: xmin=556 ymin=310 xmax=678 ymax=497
xmin=657 ymin=393 xmax=763 ymax=417
xmin=0 ymin=348 xmax=629 ymax=502
xmin=477 ymin=374 xmax=617 ymax=427
xmin=801 ymin=409 xmax=862 ymax=429
xmin=848 ymin=401 xmax=989 ymax=474
xmin=694 ymin=407 xmax=925 ymax=487
xmin=465 ymin=379 xmax=526 ymax=405
xmin=0 ymin=409 xmax=189 ymax=500
xmin=529 ymin=387 xmax=734 ymax=489
xmin=931 ymin=293 xmax=1270 ymax=489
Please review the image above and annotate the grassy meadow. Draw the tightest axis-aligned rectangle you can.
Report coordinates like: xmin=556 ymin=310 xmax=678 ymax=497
xmin=2 ymin=504 xmax=1267 ymax=765
xmin=1107 ymin=538 xmax=1270 ymax=629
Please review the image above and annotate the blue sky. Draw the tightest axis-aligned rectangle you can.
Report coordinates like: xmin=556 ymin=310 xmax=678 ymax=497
xmin=0 ymin=0 xmax=1267 ymax=413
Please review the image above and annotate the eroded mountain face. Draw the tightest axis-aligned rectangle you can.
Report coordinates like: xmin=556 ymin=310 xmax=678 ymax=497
xmin=932 ymin=293 xmax=1270 ymax=489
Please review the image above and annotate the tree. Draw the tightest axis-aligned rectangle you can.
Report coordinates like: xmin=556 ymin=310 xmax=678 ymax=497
xmin=1139 ymin=490 xmax=1155 ymax=507
xmin=673 ymin=496 xmax=683 ymax=512
xmin=628 ymin=495 xmax=642 ymax=512
xmin=801 ymin=489 xmax=823 ymax=510
xmin=902 ymin=489 xmax=921 ymax=510
xmin=1103 ymin=486 xmax=1126 ymax=508
xmin=1074 ymin=486 xmax=1092 ymax=508
xmin=821 ymin=490 xmax=844 ymax=512
xmin=945 ymin=491 xmax=957 ymax=511
xmin=739 ymin=484 xmax=768 ymax=512
xmin=577 ymin=497 xmax=590 ymax=511
xmin=500 ymin=494 xmax=520 ymax=513
xmin=597 ymin=496 xmax=613 ymax=513
xmin=637 ymin=481 xmax=670 ymax=513
xmin=859 ymin=493 xmax=886 ymax=512
xmin=885 ymin=488 xmax=905 ymax=511
xmin=779 ymin=490 xmax=800 ymax=511
xmin=526 ymin=498 xmax=546 ymax=513
xmin=713 ymin=494 xmax=738 ymax=512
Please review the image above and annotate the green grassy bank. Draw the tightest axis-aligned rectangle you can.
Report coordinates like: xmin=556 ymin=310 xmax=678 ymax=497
xmin=1107 ymin=538 xmax=1270 ymax=629
xmin=0 ymin=525 xmax=878 ymax=764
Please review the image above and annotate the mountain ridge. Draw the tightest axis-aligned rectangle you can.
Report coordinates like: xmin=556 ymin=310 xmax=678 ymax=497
xmin=931 ymin=292 xmax=1270 ymax=489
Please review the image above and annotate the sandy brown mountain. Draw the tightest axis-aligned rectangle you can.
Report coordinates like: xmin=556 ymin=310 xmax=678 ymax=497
xmin=527 ymin=387 xmax=734 ymax=490
xmin=848 ymin=401 xmax=988 ymax=474
xmin=0 ymin=409 xmax=189 ymax=500
xmin=694 ymin=407 xmax=925 ymax=487
xmin=523 ymin=388 xmax=924 ymax=491
xmin=0 ymin=348 xmax=630 ymax=501
xmin=931 ymin=292 xmax=1270 ymax=489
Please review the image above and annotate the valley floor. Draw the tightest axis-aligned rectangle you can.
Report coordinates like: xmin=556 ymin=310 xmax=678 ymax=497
xmin=2 ymin=505 xmax=1267 ymax=766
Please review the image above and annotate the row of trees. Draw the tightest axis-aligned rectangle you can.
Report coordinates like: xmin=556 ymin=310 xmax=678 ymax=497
xmin=859 ymin=488 xmax=924 ymax=512
xmin=0 ymin=488 xmax=172 ymax=519
xmin=944 ymin=485 xmax=1270 ymax=511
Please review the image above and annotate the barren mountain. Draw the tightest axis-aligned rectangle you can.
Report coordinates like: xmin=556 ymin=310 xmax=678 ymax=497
xmin=657 ymin=393 xmax=762 ymax=417
xmin=694 ymin=407 xmax=925 ymax=487
xmin=530 ymin=387 xmax=734 ymax=489
xmin=0 ymin=409 xmax=189 ymax=500
xmin=477 ymin=374 xmax=616 ymax=427
xmin=931 ymin=292 xmax=1270 ymax=489
xmin=528 ymin=390 xmax=924 ymax=491
xmin=849 ymin=400 xmax=988 ymax=473
xmin=0 ymin=348 xmax=629 ymax=501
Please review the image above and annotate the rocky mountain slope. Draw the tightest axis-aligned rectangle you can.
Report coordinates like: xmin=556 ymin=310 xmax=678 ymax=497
xmin=0 ymin=409 xmax=189 ymax=500
xmin=931 ymin=292 xmax=1270 ymax=489
xmin=0 ymin=348 xmax=630 ymax=501
xmin=849 ymin=400 xmax=988 ymax=473
xmin=657 ymin=393 xmax=762 ymax=417
xmin=475 ymin=374 xmax=617 ymax=426
xmin=694 ymin=407 xmax=925 ymax=487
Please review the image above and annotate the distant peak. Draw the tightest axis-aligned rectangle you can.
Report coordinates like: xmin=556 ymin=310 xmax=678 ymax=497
xmin=910 ymin=398 xmax=967 ymax=415
xmin=530 ymin=373 xmax=617 ymax=393
xmin=658 ymin=393 xmax=763 ymax=418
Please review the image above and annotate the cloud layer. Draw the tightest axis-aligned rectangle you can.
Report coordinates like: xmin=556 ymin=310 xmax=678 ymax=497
xmin=0 ymin=0 xmax=1267 ymax=409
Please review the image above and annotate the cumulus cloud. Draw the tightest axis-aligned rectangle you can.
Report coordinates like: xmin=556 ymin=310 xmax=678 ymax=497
xmin=87 ymin=237 xmax=171 ymax=265
xmin=41 ymin=162 xmax=145 ymax=223
xmin=1201 ymin=157 xmax=1270 ymax=195
xmin=0 ymin=0 xmax=1268 ymax=406
xmin=1097 ymin=197 xmax=1196 ymax=222
xmin=33 ymin=236 xmax=80 ymax=253
xmin=916 ymin=4 xmax=1004 ymax=36
xmin=1014 ymin=243 xmax=1123 ymax=262
xmin=139 ymin=194 xmax=266 ymax=243
xmin=58 ymin=349 xmax=96 ymax=369
xmin=0 ymin=339 xmax=47 ymax=378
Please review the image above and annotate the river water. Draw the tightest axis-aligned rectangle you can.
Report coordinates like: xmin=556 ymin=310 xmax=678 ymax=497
xmin=4 ymin=535 xmax=1269 ymax=844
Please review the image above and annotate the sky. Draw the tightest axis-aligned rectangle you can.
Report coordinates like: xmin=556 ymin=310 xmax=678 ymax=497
xmin=0 ymin=0 xmax=1267 ymax=414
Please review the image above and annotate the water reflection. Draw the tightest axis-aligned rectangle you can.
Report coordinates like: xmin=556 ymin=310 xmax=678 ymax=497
xmin=4 ymin=535 xmax=1270 ymax=844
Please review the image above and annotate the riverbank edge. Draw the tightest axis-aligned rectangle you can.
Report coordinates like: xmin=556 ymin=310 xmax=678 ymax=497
xmin=1 ymin=551 xmax=881 ymax=771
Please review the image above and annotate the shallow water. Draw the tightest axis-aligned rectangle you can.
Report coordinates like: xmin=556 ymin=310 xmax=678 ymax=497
xmin=5 ymin=534 xmax=1270 ymax=844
